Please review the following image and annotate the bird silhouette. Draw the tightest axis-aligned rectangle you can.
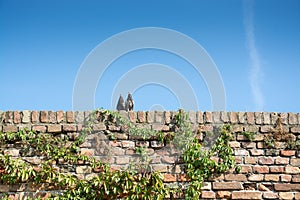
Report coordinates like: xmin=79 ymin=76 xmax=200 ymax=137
xmin=125 ymin=92 xmax=134 ymax=111
xmin=116 ymin=94 xmax=125 ymax=111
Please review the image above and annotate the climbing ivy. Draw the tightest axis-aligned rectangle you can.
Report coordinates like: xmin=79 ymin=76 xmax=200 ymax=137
xmin=0 ymin=109 xmax=238 ymax=199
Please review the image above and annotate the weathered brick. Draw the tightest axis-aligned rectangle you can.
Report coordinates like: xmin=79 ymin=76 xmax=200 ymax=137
xmin=137 ymin=111 xmax=146 ymax=123
xmin=146 ymin=111 xmax=154 ymax=123
xmin=66 ymin=111 xmax=75 ymax=123
xmin=248 ymin=174 xmax=264 ymax=181
xmin=279 ymin=113 xmax=288 ymax=124
xmin=13 ymin=111 xmax=21 ymax=124
xmin=56 ymin=110 xmax=64 ymax=123
xmin=4 ymin=149 xmax=19 ymax=157
xmin=224 ymin=174 xmax=247 ymax=181
xmin=22 ymin=110 xmax=31 ymax=123
xmin=258 ymin=157 xmax=274 ymax=165
xmin=254 ymin=112 xmax=262 ymax=124
xmin=269 ymin=166 xmax=285 ymax=173
xmin=280 ymin=174 xmax=292 ymax=182
xmin=92 ymin=123 xmax=106 ymax=131
xmin=253 ymin=166 xmax=269 ymax=173
xmin=274 ymin=183 xmax=300 ymax=191
xmin=250 ymin=149 xmax=264 ymax=156
xmin=229 ymin=141 xmax=241 ymax=148
xmin=240 ymin=165 xmax=253 ymax=173
xmin=260 ymin=125 xmax=272 ymax=132
xmin=245 ymin=157 xmax=258 ymax=164
xmin=150 ymin=141 xmax=164 ymax=148
xmin=232 ymin=191 xmax=262 ymax=199
xmin=285 ymin=166 xmax=300 ymax=174
xmin=3 ymin=125 xmax=18 ymax=132
xmin=264 ymin=174 xmax=280 ymax=182
xmin=63 ymin=124 xmax=77 ymax=132
xmin=213 ymin=182 xmax=243 ymax=190
xmin=4 ymin=111 xmax=13 ymax=123
xmin=279 ymin=192 xmax=294 ymax=200
xmin=32 ymin=125 xmax=46 ymax=132
xmin=246 ymin=112 xmax=255 ymax=124
xmin=80 ymin=148 xmax=94 ymax=156
xmin=204 ymin=111 xmax=212 ymax=123
xmin=281 ymin=150 xmax=295 ymax=157
xmin=121 ymin=141 xmax=135 ymax=148
xmin=229 ymin=112 xmax=238 ymax=124
xmin=291 ymin=126 xmax=300 ymax=133
xmin=216 ymin=191 xmax=231 ymax=199
xmin=212 ymin=111 xmax=221 ymax=123
xmin=291 ymin=158 xmax=300 ymax=166
xmin=238 ymin=112 xmax=246 ymax=124
xmin=40 ymin=111 xmax=48 ymax=123
xmin=115 ymin=157 xmax=130 ymax=164
xmin=31 ymin=111 xmax=39 ymax=123
xmin=275 ymin=157 xmax=290 ymax=165
xmin=242 ymin=142 xmax=256 ymax=149
xmin=76 ymin=166 xmax=92 ymax=174
xmin=293 ymin=175 xmax=300 ymax=182
xmin=295 ymin=192 xmax=300 ymax=200
xmin=263 ymin=192 xmax=279 ymax=199
xmin=47 ymin=125 xmax=62 ymax=133
xmin=201 ymin=191 xmax=215 ymax=199
xmin=220 ymin=111 xmax=229 ymax=123
xmin=233 ymin=125 xmax=243 ymax=132
xmin=164 ymin=111 xmax=171 ymax=124
xmin=263 ymin=112 xmax=271 ymax=124
xmin=74 ymin=111 xmax=84 ymax=123
xmin=48 ymin=111 xmax=56 ymax=123
xmin=244 ymin=125 xmax=259 ymax=133
xmin=234 ymin=149 xmax=249 ymax=156
xmin=270 ymin=112 xmax=279 ymax=124
xmin=288 ymin=112 xmax=298 ymax=124
xmin=128 ymin=111 xmax=136 ymax=123
xmin=188 ymin=111 xmax=196 ymax=124
xmin=163 ymin=174 xmax=176 ymax=182
xmin=177 ymin=174 xmax=189 ymax=182
xmin=0 ymin=184 xmax=9 ymax=192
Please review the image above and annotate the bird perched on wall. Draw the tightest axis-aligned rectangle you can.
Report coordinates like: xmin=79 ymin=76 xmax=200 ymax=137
xmin=116 ymin=94 xmax=125 ymax=111
xmin=125 ymin=92 xmax=134 ymax=111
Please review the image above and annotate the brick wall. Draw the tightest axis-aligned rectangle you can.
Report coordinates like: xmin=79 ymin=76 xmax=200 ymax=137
xmin=0 ymin=110 xmax=300 ymax=199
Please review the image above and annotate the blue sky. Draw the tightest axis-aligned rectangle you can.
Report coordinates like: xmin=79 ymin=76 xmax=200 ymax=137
xmin=0 ymin=0 xmax=299 ymax=112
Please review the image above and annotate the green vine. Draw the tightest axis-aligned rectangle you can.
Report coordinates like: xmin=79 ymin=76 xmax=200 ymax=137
xmin=0 ymin=109 xmax=238 ymax=199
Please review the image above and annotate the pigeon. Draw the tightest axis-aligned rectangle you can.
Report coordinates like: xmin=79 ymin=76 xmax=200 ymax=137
xmin=125 ymin=92 xmax=134 ymax=111
xmin=116 ymin=94 xmax=125 ymax=111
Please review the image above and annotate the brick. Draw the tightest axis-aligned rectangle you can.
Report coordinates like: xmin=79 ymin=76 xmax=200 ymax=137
xmin=128 ymin=111 xmax=136 ymax=122
xmin=137 ymin=111 xmax=146 ymax=123
xmin=178 ymin=174 xmax=189 ymax=182
xmin=48 ymin=111 xmax=56 ymax=123
xmin=270 ymin=166 xmax=285 ymax=173
xmin=240 ymin=165 xmax=253 ymax=173
xmin=163 ymin=174 xmax=176 ymax=182
xmin=150 ymin=141 xmax=164 ymax=148
xmin=66 ymin=111 xmax=75 ymax=123
xmin=4 ymin=111 xmax=13 ymax=123
xmin=229 ymin=141 xmax=241 ymax=148
xmin=135 ymin=141 xmax=149 ymax=147
xmin=293 ymin=175 xmax=300 ymax=182
xmin=201 ymin=191 xmax=215 ymax=199
xmin=232 ymin=125 xmax=243 ymax=132
xmin=248 ymin=174 xmax=264 ymax=181
xmin=295 ymin=192 xmax=300 ymax=200
xmin=279 ymin=192 xmax=294 ymax=200
xmin=92 ymin=123 xmax=106 ymax=131
xmin=281 ymin=150 xmax=295 ymax=156
xmin=3 ymin=125 xmax=18 ymax=132
xmin=244 ymin=125 xmax=259 ymax=132
xmin=264 ymin=174 xmax=280 ymax=182
xmin=115 ymin=157 xmax=130 ymax=164
xmin=212 ymin=111 xmax=221 ymax=123
xmin=0 ymin=185 xmax=9 ymax=192
xmin=279 ymin=113 xmax=288 ymax=124
xmin=204 ymin=111 xmax=212 ymax=123
xmin=280 ymin=174 xmax=292 ymax=182
xmin=246 ymin=112 xmax=255 ymax=124
xmin=40 ymin=111 xmax=48 ymax=123
xmin=234 ymin=149 xmax=249 ymax=156
xmin=263 ymin=192 xmax=279 ymax=199
xmin=245 ymin=157 xmax=258 ymax=164
xmin=121 ymin=141 xmax=135 ymax=148
xmin=76 ymin=166 xmax=92 ymax=174
xmin=270 ymin=112 xmax=279 ymax=124
xmin=74 ymin=111 xmax=84 ymax=123
xmin=289 ymin=112 xmax=298 ymax=124
xmin=250 ymin=149 xmax=264 ymax=156
xmin=263 ymin=112 xmax=271 ymax=124
xmin=229 ymin=112 xmax=238 ymax=123
xmin=224 ymin=174 xmax=247 ymax=181
xmin=254 ymin=112 xmax=262 ymax=124
xmin=258 ymin=183 xmax=270 ymax=191
xmin=164 ymin=111 xmax=171 ymax=124
xmin=238 ymin=112 xmax=246 ymax=124
xmin=56 ymin=110 xmax=64 ymax=123
xmin=232 ymin=191 xmax=262 ymax=199
xmin=47 ymin=125 xmax=62 ymax=133
xmin=242 ymin=142 xmax=256 ymax=148
xmin=80 ymin=148 xmax=94 ymax=156
xmin=220 ymin=111 xmax=229 ymax=123
xmin=31 ymin=111 xmax=39 ymax=123
xmin=260 ymin=125 xmax=272 ymax=132
xmin=146 ymin=111 xmax=154 ymax=123
xmin=216 ymin=191 xmax=231 ymax=199
xmin=275 ymin=157 xmax=289 ymax=165
xmin=13 ymin=111 xmax=21 ymax=124
xmin=285 ymin=166 xmax=300 ymax=174
xmin=22 ymin=110 xmax=31 ymax=123
xmin=258 ymin=157 xmax=274 ymax=165
xmin=274 ymin=183 xmax=300 ymax=191
xmin=253 ymin=166 xmax=269 ymax=173
xmin=291 ymin=158 xmax=300 ymax=166
xmin=63 ymin=124 xmax=77 ymax=132
xmin=213 ymin=182 xmax=243 ymax=190
xmin=291 ymin=126 xmax=300 ymax=133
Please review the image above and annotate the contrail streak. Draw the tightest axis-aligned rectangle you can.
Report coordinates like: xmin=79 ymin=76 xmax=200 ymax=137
xmin=243 ymin=0 xmax=264 ymax=111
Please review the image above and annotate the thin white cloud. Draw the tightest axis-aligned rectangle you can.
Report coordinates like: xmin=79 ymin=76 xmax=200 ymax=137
xmin=243 ymin=0 xmax=264 ymax=111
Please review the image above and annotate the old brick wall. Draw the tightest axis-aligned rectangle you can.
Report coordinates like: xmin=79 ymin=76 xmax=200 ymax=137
xmin=0 ymin=110 xmax=300 ymax=199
